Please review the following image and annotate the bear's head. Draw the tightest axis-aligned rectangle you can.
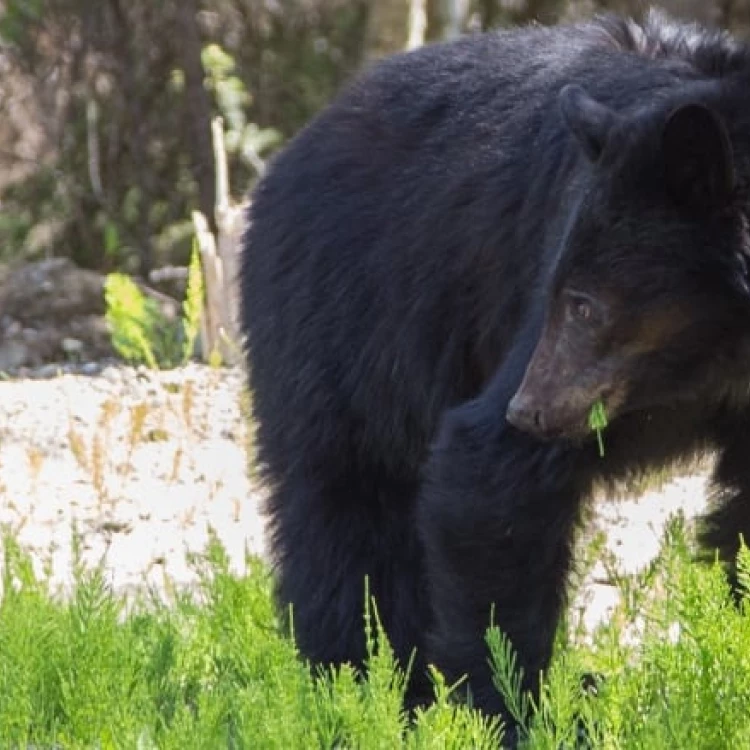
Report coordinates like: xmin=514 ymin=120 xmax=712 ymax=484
xmin=507 ymin=84 xmax=750 ymax=441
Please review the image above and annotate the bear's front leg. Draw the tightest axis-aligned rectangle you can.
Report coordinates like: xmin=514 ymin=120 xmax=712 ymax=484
xmin=417 ymin=370 xmax=588 ymax=732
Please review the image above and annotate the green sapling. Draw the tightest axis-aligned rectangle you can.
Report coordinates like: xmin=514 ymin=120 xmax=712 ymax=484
xmin=588 ymin=400 xmax=608 ymax=457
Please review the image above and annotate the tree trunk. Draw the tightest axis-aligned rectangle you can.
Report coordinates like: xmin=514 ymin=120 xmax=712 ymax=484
xmin=108 ymin=0 xmax=154 ymax=276
xmin=716 ymin=0 xmax=750 ymax=34
xmin=428 ymin=0 xmax=469 ymax=40
xmin=176 ymin=0 xmax=217 ymax=236
xmin=365 ymin=0 xmax=410 ymax=59
xmin=475 ymin=0 xmax=500 ymax=29
xmin=656 ymin=0 xmax=724 ymax=26
xmin=408 ymin=0 xmax=428 ymax=49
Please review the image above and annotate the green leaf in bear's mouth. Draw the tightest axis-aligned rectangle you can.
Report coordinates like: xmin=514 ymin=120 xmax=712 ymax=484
xmin=588 ymin=400 xmax=608 ymax=458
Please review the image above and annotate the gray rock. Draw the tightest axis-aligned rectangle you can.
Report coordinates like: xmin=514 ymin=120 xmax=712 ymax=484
xmin=0 ymin=339 xmax=28 ymax=371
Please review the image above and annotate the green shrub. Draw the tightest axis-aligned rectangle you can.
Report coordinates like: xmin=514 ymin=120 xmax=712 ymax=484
xmin=105 ymin=243 xmax=205 ymax=369
xmin=2 ymin=522 xmax=750 ymax=747
xmin=181 ymin=240 xmax=204 ymax=364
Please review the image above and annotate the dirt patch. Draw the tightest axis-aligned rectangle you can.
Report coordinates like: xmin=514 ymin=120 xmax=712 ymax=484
xmin=0 ymin=363 xmax=264 ymax=602
xmin=0 ymin=363 xmax=714 ymax=636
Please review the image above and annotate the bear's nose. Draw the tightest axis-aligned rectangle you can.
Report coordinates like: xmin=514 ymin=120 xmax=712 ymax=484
xmin=506 ymin=394 xmax=546 ymax=436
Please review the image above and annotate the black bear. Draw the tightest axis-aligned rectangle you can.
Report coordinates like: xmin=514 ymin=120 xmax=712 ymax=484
xmin=241 ymin=8 xmax=750 ymax=728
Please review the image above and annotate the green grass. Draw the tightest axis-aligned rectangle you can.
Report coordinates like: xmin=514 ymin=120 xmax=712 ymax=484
xmin=2 ymin=523 xmax=750 ymax=749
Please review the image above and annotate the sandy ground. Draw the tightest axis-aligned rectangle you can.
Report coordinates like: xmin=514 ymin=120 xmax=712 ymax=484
xmin=0 ymin=364 xmax=265 ymax=602
xmin=0 ymin=363 xmax=715 ymax=634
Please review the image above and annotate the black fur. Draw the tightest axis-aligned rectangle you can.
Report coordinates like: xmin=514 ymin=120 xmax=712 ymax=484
xmin=240 ymin=9 xmax=750 ymax=732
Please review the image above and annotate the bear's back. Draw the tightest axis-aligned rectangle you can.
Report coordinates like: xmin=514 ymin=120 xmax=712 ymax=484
xmin=240 ymin=11 xmax=750 ymax=475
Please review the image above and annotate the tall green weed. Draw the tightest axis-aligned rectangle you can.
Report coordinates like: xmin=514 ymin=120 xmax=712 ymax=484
xmin=105 ymin=242 xmax=205 ymax=369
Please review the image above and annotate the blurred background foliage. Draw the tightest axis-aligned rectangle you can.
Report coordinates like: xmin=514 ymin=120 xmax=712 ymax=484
xmin=0 ymin=0 xmax=747 ymax=279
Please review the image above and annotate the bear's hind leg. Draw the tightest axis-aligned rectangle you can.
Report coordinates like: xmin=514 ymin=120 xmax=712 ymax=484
xmin=267 ymin=469 xmax=431 ymax=701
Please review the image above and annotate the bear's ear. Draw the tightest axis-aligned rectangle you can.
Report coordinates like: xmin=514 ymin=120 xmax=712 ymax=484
xmin=662 ymin=103 xmax=734 ymax=211
xmin=559 ymin=84 xmax=620 ymax=162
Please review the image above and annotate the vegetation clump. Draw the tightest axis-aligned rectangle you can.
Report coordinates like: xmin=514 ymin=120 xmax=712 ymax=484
xmin=2 ymin=523 xmax=750 ymax=748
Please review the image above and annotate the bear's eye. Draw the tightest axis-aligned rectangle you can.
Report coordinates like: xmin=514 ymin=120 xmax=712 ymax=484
xmin=574 ymin=299 xmax=592 ymax=320
xmin=568 ymin=294 xmax=594 ymax=322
